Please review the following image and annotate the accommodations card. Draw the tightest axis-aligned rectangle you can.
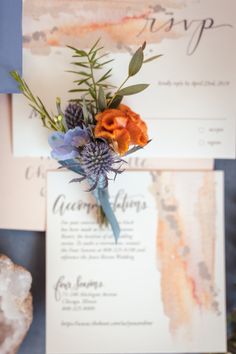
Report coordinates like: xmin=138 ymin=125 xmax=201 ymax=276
xmin=0 ymin=95 xmax=213 ymax=231
xmin=12 ymin=0 xmax=236 ymax=158
xmin=46 ymin=170 xmax=226 ymax=353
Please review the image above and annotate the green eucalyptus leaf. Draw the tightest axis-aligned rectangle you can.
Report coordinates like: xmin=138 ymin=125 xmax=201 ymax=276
xmin=108 ymin=95 xmax=123 ymax=108
xmin=143 ymin=54 xmax=163 ymax=63
xmin=117 ymin=84 xmax=149 ymax=96
xmin=128 ymin=47 xmax=144 ymax=77
xmin=98 ymin=86 xmax=107 ymax=111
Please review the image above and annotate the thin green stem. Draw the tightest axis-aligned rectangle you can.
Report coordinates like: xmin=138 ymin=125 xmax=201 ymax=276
xmin=108 ymin=75 xmax=129 ymax=107
xmin=87 ymin=53 xmax=98 ymax=111
xmin=11 ymin=71 xmax=65 ymax=132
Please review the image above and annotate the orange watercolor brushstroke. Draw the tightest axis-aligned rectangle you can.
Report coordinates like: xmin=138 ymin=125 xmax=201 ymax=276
xmin=157 ymin=220 xmax=198 ymax=334
xmin=47 ymin=38 xmax=59 ymax=46
xmin=155 ymin=176 xmax=216 ymax=336
xmin=46 ymin=12 xmax=150 ymax=42
xmin=45 ymin=11 xmax=179 ymax=48
xmin=198 ymin=174 xmax=216 ymax=285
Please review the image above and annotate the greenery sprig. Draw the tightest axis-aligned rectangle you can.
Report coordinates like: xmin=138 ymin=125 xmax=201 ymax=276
xmin=11 ymin=39 xmax=162 ymax=131
xmin=67 ymin=38 xmax=115 ymax=113
xmin=11 ymin=71 xmax=66 ymax=132
xmin=68 ymin=39 xmax=162 ymax=113
xmin=10 ymin=39 xmax=162 ymax=241
xmin=107 ymin=41 xmax=162 ymax=108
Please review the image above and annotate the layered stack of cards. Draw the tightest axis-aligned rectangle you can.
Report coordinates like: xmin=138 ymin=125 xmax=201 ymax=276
xmin=1 ymin=0 xmax=236 ymax=353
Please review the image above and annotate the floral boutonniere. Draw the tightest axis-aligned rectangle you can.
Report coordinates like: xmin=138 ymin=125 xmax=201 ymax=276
xmin=11 ymin=39 xmax=161 ymax=241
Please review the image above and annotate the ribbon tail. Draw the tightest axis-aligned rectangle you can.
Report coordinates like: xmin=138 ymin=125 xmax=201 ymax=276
xmin=98 ymin=188 xmax=120 ymax=243
xmin=58 ymin=161 xmax=120 ymax=242
xmin=58 ymin=159 xmax=84 ymax=175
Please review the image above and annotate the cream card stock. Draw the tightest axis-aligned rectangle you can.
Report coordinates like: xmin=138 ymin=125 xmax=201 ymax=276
xmin=0 ymin=95 xmax=57 ymax=231
xmin=46 ymin=170 xmax=226 ymax=353
xmin=12 ymin=0 xmax=236 ymax=158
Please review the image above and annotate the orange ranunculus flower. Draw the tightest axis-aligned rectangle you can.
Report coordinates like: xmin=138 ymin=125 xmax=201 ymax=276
xmin=95 ymin=104 xmax=148 ymax=155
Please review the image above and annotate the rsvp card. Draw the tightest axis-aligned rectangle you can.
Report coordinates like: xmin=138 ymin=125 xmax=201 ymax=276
xmin=12 ymin=0 xmax=236 ymax=158
xmin=46 ymin=170 xmax=226 ymax=353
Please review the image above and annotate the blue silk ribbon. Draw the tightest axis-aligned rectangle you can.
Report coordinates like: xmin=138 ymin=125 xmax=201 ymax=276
xmin=59 ymin=159 xmax=120 ymax=242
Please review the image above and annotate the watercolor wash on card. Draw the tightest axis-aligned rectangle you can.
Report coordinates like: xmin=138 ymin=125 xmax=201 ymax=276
xmin=23 ymin=0 xmax=231 ymax=56
xmin=151 ymin=171 xmax=224 ymax=339
xmin=14 ymin=0 xmax=236 ymax=158
xmin=46 ymin=171 xmax=226 ymax=353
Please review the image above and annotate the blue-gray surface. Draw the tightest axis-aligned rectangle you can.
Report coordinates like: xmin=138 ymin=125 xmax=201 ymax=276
xmin=0 ymin=160 xmax=235 ymax=354
xmin=0 ymin=0 xmax=22 ymax=93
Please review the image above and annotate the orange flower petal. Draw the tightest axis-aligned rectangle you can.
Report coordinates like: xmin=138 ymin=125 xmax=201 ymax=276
xmin=119 ymin=104 xmax=141 ymax=123
xmin=127 ymin=120 xmax=146 ymax=146
xmin=118 ymin=104 xmax=131 ymax=113
xmin=95 ymin=104 xmax=149 ymax=155
xmin=95 ymin=130 xmax=115 ymax=140
xmin=95 ymin=112 xmax=103 ymax=121
xmin=101 ymin=115 xmax=118 ymax=131
xmin=115 ymin=116 xmax=128 ymax=128
xmin=136 ymin=131 xmax=148 ymax=146
xmin=95 ymin=123 xmax=115 ymax=139
xmin=137 ymin=120 xmax=148 ymax=133
xmin=114 ymin=129 xmax=130 ymax=155
xmin=96 ymin=109 xmax=125 ymax=121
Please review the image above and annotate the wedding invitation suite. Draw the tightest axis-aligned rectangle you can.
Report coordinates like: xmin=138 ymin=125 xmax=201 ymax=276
xmin=0 ymin=95 xmax=213 ymax=231
xmin=12 ymin=0 xmax=236 ymax=158
xmin=46 ymin=170 xmax=226 ymax=353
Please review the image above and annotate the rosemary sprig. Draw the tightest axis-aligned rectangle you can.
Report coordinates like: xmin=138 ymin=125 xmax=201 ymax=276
xmin=68 ymin=38 xmax=114 ymax=112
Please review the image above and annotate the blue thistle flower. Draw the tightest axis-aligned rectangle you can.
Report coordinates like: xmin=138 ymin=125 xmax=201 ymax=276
xmin=80 ymin=140 xmax=124 ymax=191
